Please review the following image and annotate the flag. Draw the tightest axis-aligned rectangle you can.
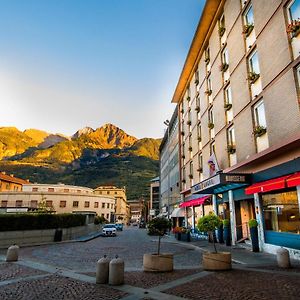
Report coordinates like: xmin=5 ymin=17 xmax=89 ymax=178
xmin=208 ymin=152 xmax=220 ymax=177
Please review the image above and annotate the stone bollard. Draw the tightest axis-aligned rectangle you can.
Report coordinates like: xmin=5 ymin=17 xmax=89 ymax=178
xmin=277 ymin=247 xmax=290 ymax=268
xmin=109 ymin=255 xmax=124 ymax=285
xmin=6 ymin=245 xmax=19 ymax=262
xmin=96 ymin=255 xmax=110 ymax=284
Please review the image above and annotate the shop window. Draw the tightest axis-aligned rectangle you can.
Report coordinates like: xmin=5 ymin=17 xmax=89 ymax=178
xmin=60 ymin=201 xmax=66 ymax=208
xmin=1 ymin=201 xmax=7 ymax=207
xmin=84 ymin=201 xmax=89 ymax=208
xmin=15 ymin=200 xmax=22 ymax=207
xmin=73 ymin=201 xmax=79 ymax=207
xmin=263 ymin=191 xmax=300 ymax=234
xmin=94 ymin=202 xmax=99 ymax=208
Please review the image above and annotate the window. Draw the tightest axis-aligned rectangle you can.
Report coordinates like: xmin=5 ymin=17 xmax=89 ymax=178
xmin=245 ymin=5 xmax=254 ymax=26
xmin=94 ymin=202 xmax=99 ymax=208
xmin=288 ymin=0 xmax=300 ymax=21
xmin=195 ymin=69 xmax=199 ymax=85
xmin=64 ymin=189 xmax=69 ymax=193
xmin=101 ymin=213 xmax=104 ymax=217
xmin=208 ymin=109 xmax=214 ymax=127
xmin=225 ymin=86 xmax=232 ymax=105
xmin=249 ymin=51 xmax=260 ymax=75
xmin=107 ymin=203 xmax=110 ymax=209
xmin=60 ymin=201 xmax=66 ymax=208
xmin=73 ymin=201 xmax=79 ymax=207
xmin=48 ymin=188 xmax=54 ymax=192
xmin=31 ymin=200 xmax=38 ymax=208
xmin=227 ymin=126 xmax=236 ymax=146
xmin=205 ymin=47 xmax=210 ymax=63
xmin=198 ymin=154 xmax=203 ymax=173
xmin=207 ymin=77 xmax=212 ymax=93
xmin=219 ymin=15 xmax=225 ymax=36
xmin=102 ymin=202 xmax=105 ymax=208
xmin=46 ymin=201 xmax=53 ymax=208
xmin=107 ymin=191 xmax=110 ymax=194
xmin=253 ymin=100 xmax=267 ymax=128
xmin=84 ymin=201 xmax=89 ymax=208
xmin=189 ymin=161 xmax=193 ymax=178
xmin=210 ymin=141 xmax=216 ymax=155
xmin=222 ymin=48 xmax=229 ymax=65
xmin=77 ymin=190 xmax=81 ymax=193
xmin=106 ymin=213 xmax=109 ymax=219
xmin=197 ymin=124 xmax=202 ymax=142
xmin=32 ymin=187 xmax=38 ymax=192
xmin=263 ymin=191 xmax=300 ymax=234
xmin=115 ymin=191 xmax=117 ymax=195
xmin=1 ymin=201 xmax=7 ymax=207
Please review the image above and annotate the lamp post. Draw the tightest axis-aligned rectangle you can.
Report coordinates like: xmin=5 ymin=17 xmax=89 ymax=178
xmin=163 ymin=120 xmax=170 ymax=219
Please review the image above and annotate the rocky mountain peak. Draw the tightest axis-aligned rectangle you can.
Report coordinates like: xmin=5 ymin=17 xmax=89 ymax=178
xmin=72 ymin=127 xmax=95 ymax=139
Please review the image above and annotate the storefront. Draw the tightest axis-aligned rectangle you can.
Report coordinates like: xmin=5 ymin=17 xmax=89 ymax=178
xmin=245 ymin=172 xmax=300 ymax=253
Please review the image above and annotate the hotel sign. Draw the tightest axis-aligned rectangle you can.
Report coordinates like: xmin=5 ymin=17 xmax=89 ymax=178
xmin=191 ymin=173 xmax=250 ymax=194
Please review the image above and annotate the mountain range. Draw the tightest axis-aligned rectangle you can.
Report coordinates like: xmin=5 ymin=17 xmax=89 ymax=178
xmin=0 ymin=124 xmax=161 ymax=199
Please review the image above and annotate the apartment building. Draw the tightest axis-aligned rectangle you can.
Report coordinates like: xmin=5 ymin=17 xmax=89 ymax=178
xmin=0 ymin=183 xmax=115 ymax=220
xmin=159 ymin=106 xmax=181 ymax=218
xmin=149 ymin=177 xmax=160 ymax=218
xmin=0 ymin=172 xmax=29 ymax=191
xmin=171 ymin=0 xmax=300 ymax=257
xmin=94 ymin=186 xmax=129 ymax=224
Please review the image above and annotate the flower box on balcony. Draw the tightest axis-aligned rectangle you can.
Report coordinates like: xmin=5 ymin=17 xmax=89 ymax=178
xmin=224 ymin=103 xmax=232 ymax=111
xmin=205 ymin=89 xmax=212 ymax=96
xmin=220 ymin=63 xmax=229 ymax=72
xmin=197 ymin=168 xmax=203 ymax=173
xmin=219 ymin=26 xmax=226 ymax=37
xmin=194 ymin=79 xmax=199 ymax=85
xmin=286 ymin=19 xmax=300 ymax=38
xmin=188 ymin=146 xmax=192 ymax=152
xmin=227 ymin=145 xmax=236 ymax=154
xmin=243 ymin=23 xmax=254 ymax=37
xmin=208 ymin=122 xmax=214 ymax=129
xmin=204 ymin=57 xmax=210 ymax=64
xmin=181 ymin=131 xmax=185 ymax=136
xmin=248 ymin=72 xmax=260 ymax=84
xmin=187 ymin=120 xmax=192 ymax=126
xmin=187 ymin=96 xmax=191 ymax=102
xmin=180 ymin=108 xmax=184 ymax=114
xmin=188 ymin=174 xmax=193 ymax=179
xmin=253 ymin=126 xmax=267 ymax=138
xmin=195 ymin=106 xmax=200 ymax=112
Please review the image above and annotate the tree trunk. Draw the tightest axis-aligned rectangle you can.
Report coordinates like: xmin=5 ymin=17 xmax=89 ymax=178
xmin=158 ymin=235 xmax=161 ymax=255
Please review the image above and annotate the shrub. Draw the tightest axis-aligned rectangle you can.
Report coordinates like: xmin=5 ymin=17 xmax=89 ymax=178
xmin=94 ymin=215 xmax=107 ymax=225
xmin=223 ymin=219 xmax=230 ymax=227
xmin=0 ymin=213 xmax=86 ymax=231
xmin=248 ymin=219 xmax=258 ymax=228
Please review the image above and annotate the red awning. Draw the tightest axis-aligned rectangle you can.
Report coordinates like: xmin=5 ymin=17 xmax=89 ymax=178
xmin=179 ymin=196 xmax=210 ymax=208
xmin=287 ymin=172 xmax=300 ymax=188
xmin=245 ymin=175 xmax=291 ymax=195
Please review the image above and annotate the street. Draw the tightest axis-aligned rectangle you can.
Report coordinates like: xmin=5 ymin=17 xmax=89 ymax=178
xmin=0 ymin=226 xmax=299 ymax=299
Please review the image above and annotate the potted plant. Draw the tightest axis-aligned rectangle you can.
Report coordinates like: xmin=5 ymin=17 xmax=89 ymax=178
xmin=286 ymin=19 xmax=300 ymax=38
xmin=249 ymin=219 xmax=259 ymax=252
xmin=224 ymin=103 xmax=232 ymax=111
xmin=243 ymin=23 xmax=254 ymax=37
xmin=197 ymin=213 xmax=232 ymax=270
xmin=248 ymin=71 xmax=260 ymax=84
xmin=173 ymin=226 xmax=182 ymax=240
xmin=227 ymin=144 xmax=236 ymax=154
xmin=253 ymin=125 xmax=267 ymax=138
xmin=219 ymin=26 xmax=225 ymax=37
xmin=143 ymin=217 xmax=173 ymax=272
xmin=219 ymin=63 xmax=229 ymax=72
xmin=223 ymin=219 xmax=231 ymax=246
xmin=180 ymin=227 xmax=191 ymax=242
xmin=208 ymin=122 xmax=214 ymax=129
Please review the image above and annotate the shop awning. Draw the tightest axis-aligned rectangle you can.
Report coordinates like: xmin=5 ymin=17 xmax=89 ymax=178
xmin=170 ymin=207 xmax=191 ymax=218
xmin=286 ymin=172 xmax=300 ymax=188
xmin=179 ymin=196 xmax=210 ymax=208
xmin=245 ymin=175 xmax=291 ymax=195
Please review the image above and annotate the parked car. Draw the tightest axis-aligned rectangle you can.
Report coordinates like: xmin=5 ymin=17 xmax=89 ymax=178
xmin=102 ymin=224 xmax=117 ymax=236
xmin=132 ymin=222 xmax=138 ymax=226
xmin=115 ymin=223 xmax=123 ymax=231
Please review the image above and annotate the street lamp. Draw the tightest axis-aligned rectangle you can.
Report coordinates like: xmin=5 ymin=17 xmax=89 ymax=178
xmin=163 ymin=119 xmax=170 ymax=219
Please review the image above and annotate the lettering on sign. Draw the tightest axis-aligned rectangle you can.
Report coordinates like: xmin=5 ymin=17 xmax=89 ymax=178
xmin=225 ymin=175 xmax=246 ymax=182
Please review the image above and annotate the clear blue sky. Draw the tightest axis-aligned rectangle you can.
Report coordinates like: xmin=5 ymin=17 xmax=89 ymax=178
xmin=0 ymin=0 xmax=204 ymax=138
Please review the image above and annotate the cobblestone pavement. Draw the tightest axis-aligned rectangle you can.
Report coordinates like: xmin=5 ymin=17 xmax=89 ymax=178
xmin=0 ymin=227 xmax=299 ymax=299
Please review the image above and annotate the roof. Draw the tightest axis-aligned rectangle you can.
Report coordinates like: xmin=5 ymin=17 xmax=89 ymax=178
xmin=171 ymin=0 xmax=222 ymax=103
xmin=150 ymin=176 xmax=159 ymax=182
xmin=0 ymin=172 xmax=29 ymax=185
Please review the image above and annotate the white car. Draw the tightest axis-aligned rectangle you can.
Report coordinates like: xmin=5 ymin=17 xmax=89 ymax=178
xmin=102 ymin=224 xmax=117 ymax=236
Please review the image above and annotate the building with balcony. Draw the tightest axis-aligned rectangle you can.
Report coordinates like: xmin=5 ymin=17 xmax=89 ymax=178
xmin=0 ymin=183 xmax=115 ymax=220
xmin=170 ymin=0 xmax=300 ymax=258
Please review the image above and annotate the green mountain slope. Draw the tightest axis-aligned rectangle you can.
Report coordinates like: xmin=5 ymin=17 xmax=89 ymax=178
xmin=0 ymin=124 xmax=161 ymax=200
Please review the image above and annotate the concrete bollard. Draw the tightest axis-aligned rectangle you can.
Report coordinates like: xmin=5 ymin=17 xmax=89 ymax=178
xmin=109 ymin=255 xmax=124 ymax=285
xmin=6 ymin=245 xmax=19 ymax=262
xmin=277 ymin=247 xmax=290 ymax=268
xmin=96 ymin=255 xmax=110 ymax=284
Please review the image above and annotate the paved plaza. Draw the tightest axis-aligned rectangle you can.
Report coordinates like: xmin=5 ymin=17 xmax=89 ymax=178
xmin=0 ymin=226 xmax=299 ymax=299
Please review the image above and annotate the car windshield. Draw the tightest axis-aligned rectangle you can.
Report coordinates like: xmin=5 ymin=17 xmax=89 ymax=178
xmin=104 ymin=224 xmax=116 ymax=228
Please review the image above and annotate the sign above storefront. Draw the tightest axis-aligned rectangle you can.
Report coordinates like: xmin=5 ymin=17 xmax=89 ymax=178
xmin=191 ymin=173 xmax=251 ymax=195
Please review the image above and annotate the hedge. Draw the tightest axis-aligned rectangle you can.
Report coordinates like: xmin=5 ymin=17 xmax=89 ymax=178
xmin=0 ymin=213 xmax=86 ymax=231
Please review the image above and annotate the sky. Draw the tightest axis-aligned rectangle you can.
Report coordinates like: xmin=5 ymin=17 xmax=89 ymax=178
xmin=0 ymin=0 xmax=204 ymax=139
